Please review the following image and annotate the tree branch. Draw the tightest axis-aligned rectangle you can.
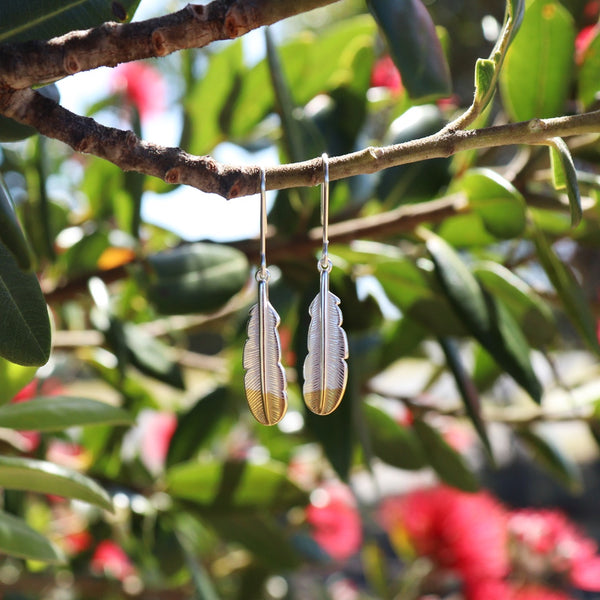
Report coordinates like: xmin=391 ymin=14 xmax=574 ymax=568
xmin=43 ymin=195 xmax=466 ymax=303
xmin=0 ymin=0 xmax=340 ymax=89
xmin=2 ymin=85 xmax=600 ymax=199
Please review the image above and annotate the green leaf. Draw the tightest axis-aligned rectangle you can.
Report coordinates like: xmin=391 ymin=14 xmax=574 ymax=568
xmin=187 ymin=41 xmax=244 ymax=155
xmin=0 ymin=456 xmax=112 ymax=511
xmin=167 ymin=387 xmax=231 ymax=468
xmin=499 ymin=0 xmax=575 ymax=121
xmin=0 ymin=359 xmax=37 ymax=406
xmin=362 ymin=402 xmax=426 ymax=470
xmin=426 ymin=232 xmax=542 ymax=402
xmin=367 ymin=0 xmax=451 ymax=101
xmin=0 ymin=175 xmax=31 ymax=271
xmin=442 ymin=168 xmax=526 ymax=242
xmin=473 ymin=58 xmax=495 ymax=105
xmin=532 ymin=228 xmax=600 ymax=353
xmin=0 ymin=0 xmax=141 ymax=43
xmin=516 ymin=428 xmax=582 ymax=493
xmin=121 ymin=321 xmax=185 ymax=390
xmin=0 ymin=396 xmax=133 ymax=431
xmin=547 ymin=138 xmax=582 ymax=227
xmin=578 ymin=26 xmax=600 ymax=109
xmin=473 ymin=261 xmax=556 ymax=347
xmin=145 ymin=243 xmax=249 ymax=315
xmin=0 ymin=510 xmax=64 ymax=563
xmin=167 ymin=460 xmax=308 ymax=511
xmin=438 ymin=337 xmax=493 ymax=459
xmin=413 ymin=419 xmax=479 ymax=492
xmin=0 ymin=241 xmax=50 ymax=366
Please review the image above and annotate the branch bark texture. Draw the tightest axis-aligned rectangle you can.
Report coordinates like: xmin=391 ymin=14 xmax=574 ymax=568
xmin=2 ymin=84 xmax=600 ymax=199
xmin=0 ymin=0 xmax=340 ymax=89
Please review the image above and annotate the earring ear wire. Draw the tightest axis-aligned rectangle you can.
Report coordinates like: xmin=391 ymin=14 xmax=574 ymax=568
xmin=242 ymin=168 xmax=288 ymax=426
xmin=302 ymin=154 xmax=349 ymax=416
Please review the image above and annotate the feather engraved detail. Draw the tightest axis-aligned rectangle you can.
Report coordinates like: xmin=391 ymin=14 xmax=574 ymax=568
xmin=243 ymin=280 xmax=288 ymax=425
xmin=303 ymin=269 xmax=349 ymax=415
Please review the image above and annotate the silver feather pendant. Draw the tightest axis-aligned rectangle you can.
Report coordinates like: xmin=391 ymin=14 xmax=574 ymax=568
xmin=243 ymin=278 xmax=288 ymax=425
xmin=303 ymin=265 xmax=349 ymax=415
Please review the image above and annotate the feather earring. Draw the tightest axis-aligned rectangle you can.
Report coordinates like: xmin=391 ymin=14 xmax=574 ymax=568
xmin=303 ymin=154 xmax=349 ymax=415
xmin=242 ymin=168 xmax=288 ymax=425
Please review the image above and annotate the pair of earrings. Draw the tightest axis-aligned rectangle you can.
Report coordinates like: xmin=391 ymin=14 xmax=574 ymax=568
xmin=243 ymin=154 xmax=349 ymax=426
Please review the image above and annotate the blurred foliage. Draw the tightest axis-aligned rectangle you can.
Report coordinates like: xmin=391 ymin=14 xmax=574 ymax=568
xmin=1 ymin=0 xmax=600 ymax=597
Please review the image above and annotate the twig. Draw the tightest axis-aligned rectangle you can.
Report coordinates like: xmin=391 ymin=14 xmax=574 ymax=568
xmin=0 ymin=0 xmax=340 ymax=89
xmin=2 ymin=85 xmax=600 ymax=199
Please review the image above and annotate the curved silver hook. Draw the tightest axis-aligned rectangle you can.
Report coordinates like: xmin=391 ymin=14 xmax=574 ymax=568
xmin=320 ymin=153 xmax=330 ymax=270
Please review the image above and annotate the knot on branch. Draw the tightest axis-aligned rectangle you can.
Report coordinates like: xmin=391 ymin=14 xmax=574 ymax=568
xmin=151 ymin=30 xmax=169 ymax=56
xmin=64 ymin=54 xmax=81 ymax=75
xmin=224 ymin=5 xmax=252 ymax=39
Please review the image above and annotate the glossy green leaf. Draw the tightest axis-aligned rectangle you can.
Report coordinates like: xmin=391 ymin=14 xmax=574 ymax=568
xmin=500 ymin=0 xmax=575 ymax=121
xmin=0 ymin=396 xmax=133 ymax=431
xmin=413 ymin=419 xmax=479 ymax=492
xmin=167 ymin=460 xmax=308 ymax=510
xmin=0 ymin=0 xmax=141 ymax=43
xmin=146 ymin=242 xmax=249 ymax=315
xmin=376 ymin=106 xmax=450 ymax=205
xmin=547 ymin=138 xmax=582 ymax=227
xmin=362 ymin=402 xmax=426 ymax=470
xmin=228 ymin=16 xmax=376 ymax=140
xmin=438 ymin=337 xmax=492 ymax=459
xmin=533 ymin=228 xmax=600 ymax=353
xmin=516 ymin=428 xmax=582 ymax=493
xmin=0 ymin=241 xmax=50 ymax=366
xmin=121 ymin=321 xmax=185 ymax=389
xmin=0 ymin=510 xmax=64 ymax=563
xmin=0 ymin=176 xmax=31 ymax=270
xmin=0 ymin=359 xmax=37 ymax=406
xmin=186 ymin=41 xmax=244 ymax=155
xmin=473 ymin=261 xmax=555 ymax=347
xmin=578 ymin=27 xmax=600 ymax=109
xmin=472 ymin=344 xmax=502 ymax=391
xmin=442 ymin=168 xmax=526 ymax=242
xmin=367 ymin=0 xmax=451 ymax=101
xmin=0 ymin=456 xmax=112 ymax=511
xmin=426 ymin=232 xmax=542 ymax=402
xmin=167 ymin=387 xmax=231 ymax=468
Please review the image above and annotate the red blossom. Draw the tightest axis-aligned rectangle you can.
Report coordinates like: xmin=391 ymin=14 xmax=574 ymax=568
xmin=139 ymin=411 xmax=177 ymax=474
xmin=508 ymin=509 xmax=600 ymax=592
xmin=91 ymin=540 xmax=136 ymax=581
xmin=379 ymin=486 xmax=509 ymax=583
xmin=306 ymin=483 xmax=362 ymax=561
xmin=111 ymin=62 xmax=166 ymax=121
xmin=371 ymin=55 xmax=403 ymax=94
xmin=575 ymin=24 xmax=599 ymax=64
xmin=63 ymin=530 xmax=93 ymax=555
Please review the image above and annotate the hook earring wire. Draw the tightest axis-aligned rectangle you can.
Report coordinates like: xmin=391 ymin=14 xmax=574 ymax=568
xmin=258 ymin=167 xmax=269 ymax=282
xmin=319 ymin=153 xmax=332 ymax=274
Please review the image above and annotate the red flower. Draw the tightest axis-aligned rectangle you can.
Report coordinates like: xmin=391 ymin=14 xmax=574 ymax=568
xmin=111 ymin=62 xmax=166 ymax=121
xmin=139 ymin=411 xmax=177 ymax=474
xmin=91 ymin=540 xmax=136 ymax=581
xmin=508 ymin=509 xmax=600 ymax=592
xmin=371 ymin=55 xmax=403 ymax=94
xmin=64 ymin=530 xmax=93 ymax=555
xmin=379 ymin=486 xmax=509 ymax=583
xmin=575 ymin=24 xmax=599 ymax=64
xmin=306 ymin=483 xmax=362 ymax=561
